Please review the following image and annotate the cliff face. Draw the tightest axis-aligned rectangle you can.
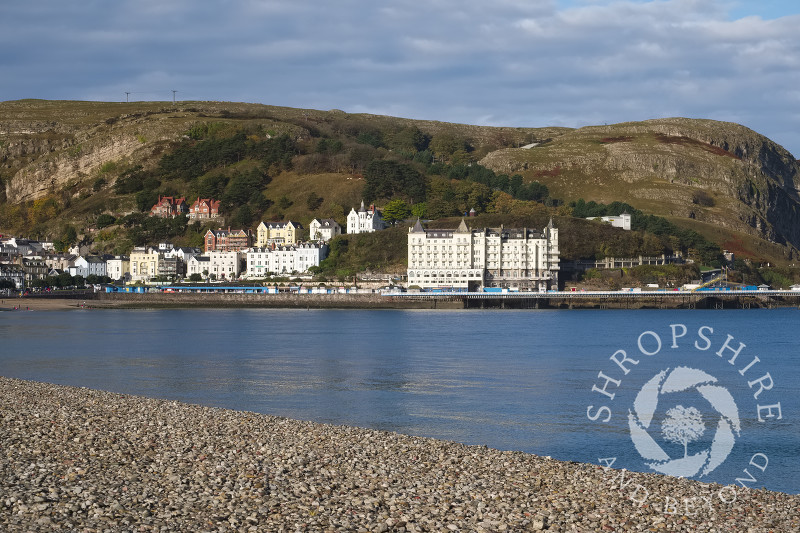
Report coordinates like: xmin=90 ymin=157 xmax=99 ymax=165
xmin=0 ymin=102 xmax=201 ymax=204
xmin=480 ymin=118 xmax=800 ymax=250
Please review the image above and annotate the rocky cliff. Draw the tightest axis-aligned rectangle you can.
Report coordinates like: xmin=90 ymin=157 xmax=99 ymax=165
xmin=480 ymin=118 xmax=800 ymax=251
xmin=0 ymin=101 xmax=214 ymax=204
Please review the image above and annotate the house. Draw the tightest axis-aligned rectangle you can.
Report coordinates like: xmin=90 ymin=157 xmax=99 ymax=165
xmin=245 ymin=243 xmax=328 ymax=277
xmin=70 ymin=255 xmax=108 ymax=278
xmin=206 ymin=251 xmax=242 ymax=280
xmin=407 ymin=219 xmax=560 ymax=291
xmin=0 ymin=237 xmax=38 ymax=256
xmin=204 ymin=228 xmax=250 ymax=253
xmin=309 ymin=218 xmax=342 ymax=242
xmin=150 ymin=196 xmax=188 ymax=218
xmin=129 ymin=247 xmax=160 ymax=282
xmin=43 ymin=253 xmax=75 ymax=272
xmin=19 ymin=258 xmax=49 ymax=283
xmin=347 ymin=201 xmax=385 ymax=234
xmin=585 ymin=212 xmax=631 ymax=231
xmin=188 ymin=198 xmax=221 ymax=220
xmin=256 ymin=221 xmax=303 ymax=247
xmin=157 ymin=256 xmax=185 ymax=280
xmin=106 ymin=256 xmax=130 ymax=282
xmin=164 ymin=246 xmax=201 ymax=262
xmin=186 ymin=255 xmax=211 ymax=279
xmin=245 ymin=249 xmax=271 ymax=278
xmin=0 ymin=263 xmax=25 ymax=289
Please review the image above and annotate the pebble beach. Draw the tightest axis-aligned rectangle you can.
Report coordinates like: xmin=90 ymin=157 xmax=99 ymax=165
xmin=1 ymin=377 xmax=797 ymax=532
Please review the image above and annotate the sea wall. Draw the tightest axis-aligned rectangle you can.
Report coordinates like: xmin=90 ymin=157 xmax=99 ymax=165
xmin=93 ymin=291 xmax=799 ymax=310
xmin=95 ymin=291 xmax=464 ymax=309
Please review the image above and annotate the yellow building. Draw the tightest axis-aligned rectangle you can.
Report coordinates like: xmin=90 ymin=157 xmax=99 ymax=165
xmin=256 ymin=221 xmax=303 ymax=247
xmin=129 ymin=247 xmax=160 ymax=282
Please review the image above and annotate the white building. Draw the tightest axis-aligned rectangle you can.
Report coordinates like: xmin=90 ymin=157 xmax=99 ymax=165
xmin=347 ymin=201 xmax=385 ymax=234
xmin=309 ymin=218 xmax=342 ymax=242
xmin=586 ymin=212 xmax=631 ymax=231
xmin=186 ymin=255 xmax=211 ymax=279
xmin=407 ymin=219 xmax=560 ymax=291
xmin=206 ymin=251 xmax=241 ymax=280
xmin=164 ymin=246 xmax=201 ymax=262
xmin=70 ymin=255 xmax=108 ymax=278
xmin=245 ymin=243 xmax=328 ymax=277
xmin=106 ymin=256 xmax=130 ymax=282
xmin=245 ymin=249 xmax=272 ymax=279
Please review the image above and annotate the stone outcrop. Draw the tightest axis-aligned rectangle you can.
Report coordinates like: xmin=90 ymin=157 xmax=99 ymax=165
xmin=480 ymin=118 xmax=800 ymax=250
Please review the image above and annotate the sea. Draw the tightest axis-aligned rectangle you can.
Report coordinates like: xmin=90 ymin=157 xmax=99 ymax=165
xmin=1 ymin=307 xmax=798 ymax=493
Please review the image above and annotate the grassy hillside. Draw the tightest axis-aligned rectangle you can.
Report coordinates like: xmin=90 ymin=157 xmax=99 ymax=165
xmin=2 ymin=100 xmax=799 ymax=271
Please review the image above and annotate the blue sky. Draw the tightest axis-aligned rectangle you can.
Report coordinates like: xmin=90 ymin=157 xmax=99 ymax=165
xmin=2 ymin=0 xmax=799 ymax=156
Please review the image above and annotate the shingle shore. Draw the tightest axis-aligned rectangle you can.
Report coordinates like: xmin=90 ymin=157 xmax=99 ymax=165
xmin=1 ymin=377 xmax=797 ymax=532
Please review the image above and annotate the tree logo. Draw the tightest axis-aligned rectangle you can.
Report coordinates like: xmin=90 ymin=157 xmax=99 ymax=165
xmin=628 ymin=366 xmax=741 ymax=478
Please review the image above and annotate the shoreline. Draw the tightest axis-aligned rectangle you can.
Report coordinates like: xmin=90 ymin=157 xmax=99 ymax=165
xmin=0 ymin=298 xmax=103 ymax=312
xmin=1 ymin=376 xmax=797 ymax=531
xmin=5 ymin=291 xmax=799 ymax=311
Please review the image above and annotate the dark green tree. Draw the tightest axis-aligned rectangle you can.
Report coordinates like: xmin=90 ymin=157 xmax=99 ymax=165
xmin=306 ymin=192 xmax=323 ymax=211
xmin=363 ymin=160 xmax=426 ymax=203
xmin=96 ymin=214 xmax=116 ymax=229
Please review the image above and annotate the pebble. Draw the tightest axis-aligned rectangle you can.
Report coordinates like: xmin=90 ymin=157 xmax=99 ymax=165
xmin=1 ymin=376 xmax=798 ymax=532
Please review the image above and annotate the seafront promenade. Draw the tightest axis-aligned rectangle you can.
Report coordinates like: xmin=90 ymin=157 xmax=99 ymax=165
xmin=67 ymin=288 xmax=800 ymax=310
xmin=5 ymin=288 xmax=800 ymax=310
xmin=1 ymin=377 xmax=798 ymax=532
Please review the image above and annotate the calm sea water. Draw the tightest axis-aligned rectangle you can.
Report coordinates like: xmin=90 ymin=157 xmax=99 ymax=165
xmin=1 ymin=308 xmax=797 ymax=493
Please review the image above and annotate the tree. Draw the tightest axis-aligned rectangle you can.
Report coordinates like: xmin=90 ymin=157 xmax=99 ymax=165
xmin=277 ymin=195 xmax=293 ymax=210
xmin=661 ymin=405 xmax=706 ymax=458
xmin=306 ymin=192 xmax=323 ymax=211
xmin=381 ymin=198 xmax=412 ymax=225
xmin=96 ymin=214 xmax=116 ymax=229
xmin=189 ymin=273 xmax=203 ymax=282
xmin=363 ymin=160 xmax=427 ymax=204
xmin=231 ymin=205 xmax=254 ymax=227
xmin=430 ymin=133 xmax=469 ymax=161
xmin=222 ymin=168 xmax=270 ymax=210
xmin=54 ymin=225 xmax=78 ymax=252
xmin=136 ymin=190 xmax=159 ymax=212
xmin=389 ymin=126 xmax=429 ymax=154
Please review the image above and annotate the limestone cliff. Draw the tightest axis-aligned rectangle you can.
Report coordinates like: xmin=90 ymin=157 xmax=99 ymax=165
xmin=1 ymin=102 xmax=204 ymax=204
xmin=480 ymin=118 xmax=800 ymax=250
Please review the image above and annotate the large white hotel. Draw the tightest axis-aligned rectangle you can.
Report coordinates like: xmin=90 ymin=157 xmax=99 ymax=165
xmin=407 ymin=219 xmax=560 ymax=291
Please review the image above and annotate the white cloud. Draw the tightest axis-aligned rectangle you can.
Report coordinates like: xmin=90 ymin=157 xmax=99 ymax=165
xmin=1 ymin=0 xmax=799 ymax=156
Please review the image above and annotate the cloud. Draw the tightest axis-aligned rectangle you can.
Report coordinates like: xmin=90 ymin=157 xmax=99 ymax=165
xmin=1 ymin=0 xmax=799 ymax=156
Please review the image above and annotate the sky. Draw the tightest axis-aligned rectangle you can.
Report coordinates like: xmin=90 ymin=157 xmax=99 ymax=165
xmin=2 ymin=0 xmax=799 ymax=156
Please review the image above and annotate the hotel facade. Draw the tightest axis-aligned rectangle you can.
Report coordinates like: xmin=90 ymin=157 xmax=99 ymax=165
xmin=407 ymin=219 xmax=560 ymax=291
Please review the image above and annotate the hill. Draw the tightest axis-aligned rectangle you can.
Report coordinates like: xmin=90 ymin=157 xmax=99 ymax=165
xmin=480 ymin=118 xmax=800 ymax=258
xmin=1 ymin=100 xmax=799 ymax=269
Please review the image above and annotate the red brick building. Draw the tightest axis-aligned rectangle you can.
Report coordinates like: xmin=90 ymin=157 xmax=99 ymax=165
xmin=150 ymin=196 xmax=188 ymax=218
xmin=204 ymin=228 xmax=250 ymax=253
xmin=189 ymin=198 xmax=221 ymax=220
